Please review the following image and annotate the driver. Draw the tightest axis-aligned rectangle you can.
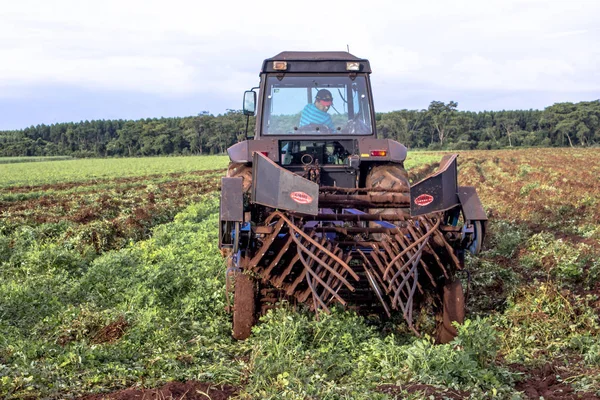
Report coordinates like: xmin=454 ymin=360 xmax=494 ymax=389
xmin=299 ymin=89 xmax=335 ymax=131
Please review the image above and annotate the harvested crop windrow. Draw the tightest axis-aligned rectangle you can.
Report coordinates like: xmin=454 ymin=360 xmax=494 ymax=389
xmin=0 ymin=170 xmax=224 ymax=252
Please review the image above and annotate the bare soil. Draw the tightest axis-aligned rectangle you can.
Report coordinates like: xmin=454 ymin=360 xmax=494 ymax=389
xmin=513 ymin=363 xmax=599 ymax=400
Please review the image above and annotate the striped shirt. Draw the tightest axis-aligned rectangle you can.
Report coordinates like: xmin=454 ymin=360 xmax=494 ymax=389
xmin=299 ymin=103 xmax=335 ymax=131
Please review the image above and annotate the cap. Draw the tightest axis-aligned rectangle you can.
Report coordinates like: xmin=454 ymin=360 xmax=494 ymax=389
xmin=316 ymin=89 xmax=333 ymax=105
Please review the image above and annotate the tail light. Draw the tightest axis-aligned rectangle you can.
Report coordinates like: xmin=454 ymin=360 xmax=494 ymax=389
xmin=370 ymin=150 xmax=387 ymax=157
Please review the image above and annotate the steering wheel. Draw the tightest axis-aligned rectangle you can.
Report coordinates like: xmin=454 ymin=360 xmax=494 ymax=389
xmin=296 ymin=123 xmax=332 ymax=134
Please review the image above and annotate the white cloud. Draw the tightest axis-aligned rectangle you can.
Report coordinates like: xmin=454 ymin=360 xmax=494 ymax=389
xmin=0 ymin=0 xmax=598 ymax=107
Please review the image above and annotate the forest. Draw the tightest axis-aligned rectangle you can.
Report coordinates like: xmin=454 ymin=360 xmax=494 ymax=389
xmin=0 ymin=100 xmax=598 ymax=157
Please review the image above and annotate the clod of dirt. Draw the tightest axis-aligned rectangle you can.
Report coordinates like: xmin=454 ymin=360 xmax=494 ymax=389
xmin=514 ymin=364 xmax=599 ymax=400
xmin=79 ymin=381 xmax=238 ymax=400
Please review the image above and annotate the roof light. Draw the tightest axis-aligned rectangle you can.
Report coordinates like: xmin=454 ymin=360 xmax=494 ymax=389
xmin=370 ymin=150 xmax=387 ymax=157
xmin=346 ymin=62 xmax=361 ymax=71
xmin=273 ymin=61 xmax=287 ymax=70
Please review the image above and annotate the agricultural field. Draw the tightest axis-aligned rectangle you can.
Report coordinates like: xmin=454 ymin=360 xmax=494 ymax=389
xmin=1 ymin=149 xmax=599 ymax=399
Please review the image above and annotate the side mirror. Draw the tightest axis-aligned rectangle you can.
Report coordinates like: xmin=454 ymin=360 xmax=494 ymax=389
xmin=243 ymin=90 xmax=256 ymax=116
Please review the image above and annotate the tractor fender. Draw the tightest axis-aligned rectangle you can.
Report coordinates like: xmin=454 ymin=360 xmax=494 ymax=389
xmin=227 ymin=140 xmax=279 ymax=163
xmin=357 ymin=138 xmax=407 ymax=163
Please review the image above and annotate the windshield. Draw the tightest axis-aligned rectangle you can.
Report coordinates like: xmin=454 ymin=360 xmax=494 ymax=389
xmin=261 ymin=75 xmax=373 ymax=135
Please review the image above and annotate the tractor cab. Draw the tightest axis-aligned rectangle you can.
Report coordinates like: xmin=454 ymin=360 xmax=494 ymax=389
xmin=232 ymin=51 xmax=405 ymax=187
xmin=244 ymin=51 xmax=375 ymax=138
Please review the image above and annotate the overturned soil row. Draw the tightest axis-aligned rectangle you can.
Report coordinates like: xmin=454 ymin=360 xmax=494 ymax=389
xmin=1 ymin=168 xmax=227 ymax=194
xmin=513 ymin=363 xmax=600 ymax=400
xmin=1 ymin=174 xmax=224 ymax=253
xmin=80 ymin=381 xmax=238 ymax=400
xmin=1 ymin=175 xmax=222 ymax=221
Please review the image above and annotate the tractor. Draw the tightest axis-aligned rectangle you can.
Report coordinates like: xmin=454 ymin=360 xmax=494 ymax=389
xmin=218 ymin=51 xmax=487 ymax=343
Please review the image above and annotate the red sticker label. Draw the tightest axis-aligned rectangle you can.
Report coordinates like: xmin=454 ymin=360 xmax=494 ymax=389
xmin=414 ymin=194 xmax=434 ymax=206
xmin=290 ymin=191 xmax=313 ymax=204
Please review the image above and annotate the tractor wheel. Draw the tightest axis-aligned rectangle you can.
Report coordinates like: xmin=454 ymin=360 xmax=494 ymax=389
xmin=227 ymin=162 xmax=253 ymax=193
xmin=435 ymin=280 xmax=466 ymax=344
xmin=365 ymin=164 xmax=410 ymax=238
xmin=232 ymin=272 xmax=256 ymax=340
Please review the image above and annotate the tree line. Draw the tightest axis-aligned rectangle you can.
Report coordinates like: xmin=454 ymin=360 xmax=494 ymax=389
xmin=0 ymin=100 xmax=598 ymax=157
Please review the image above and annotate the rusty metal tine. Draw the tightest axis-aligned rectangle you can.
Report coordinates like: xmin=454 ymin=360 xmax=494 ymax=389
xmin=360 ymin=250 xmax=390 ymax=295
xmin=305 ymin=263 xmax=330 ymax=313
xmin=383 ymin=218 xmax=440 ymax=279
xmin=272 ymin=253 xmax=300 ymax=287
xmin=282 ymin=236 xmax=321 ymax=285
xmin=387 ymin=244 xmax=422 ymax=290
xmin=370 ymin=244 xmax=406 ymax=299
xmin=380 ymin=239 xmax=414 ymax=297
xmin=405 ymin=261 xmax=420 ymax=324
xmin=407 ymin=270 xmax=419 ymax=322
xmin=356 ymin=249 xmax=391 ymax=317
xmin=328 ymin=253 xmax=353 ymax=296
xmin=275 ymin=211 xmax=359 ymax=281
xmin=395 ymin=240 xmax=424 ymax=312
xmin=286 ymin=269 xmax=307 ymax=295
xmin=390 ymin=233 xmax=425 ymax=295
xmin=368 ymin=244 xmax=388 ymax=276
xmin=262 ymin=235 xmax=294 ymax=279
xmin=403 ymin=258 xmax=420 ymax=320
xmin=392 ymin=262 xmax=418 ymax=308
xmin=289 ymin=232 xmax=356 ymax=291
xmin=247 ymin=218 xmax=286 ymax=269
xmin=321 ymin=246 xmax=342 ymax=303
xmin=298 ymin=285 xmax=313 ymax=303
xmin=395 ymin=232 xmax=448 ymax=281
xmin=297 ymin=248 xmax=346 ymax=306
xmin=418 ymin=217 xmax=456 ymax=275
xmin=418 ymin=257 xmax=437 ymax=287
xmin=299 ymin=234 xmax=341 ymax=304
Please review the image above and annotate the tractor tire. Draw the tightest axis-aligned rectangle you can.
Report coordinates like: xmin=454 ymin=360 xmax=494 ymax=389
xmin=232 ymin=272 xmax=256 ymax=340
xmin=365 ymin=164 xmax=410 ymax=238
xmin=435 ymin=280 xmax=466 ymax=344
xmin=227 ymin=162 xmax=253 ymax=193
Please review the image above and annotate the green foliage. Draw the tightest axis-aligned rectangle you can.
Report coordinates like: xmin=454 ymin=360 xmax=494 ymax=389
xmin=521 ymin=233 xmax=593 ymax=283
xmin=496 ymin=284 xmax=600 ymax=366
xmin=241 ymin=307 xmax=516 ymax=399
xmin=0 ymin=194 xmax=239 ymax=399
xmin=402 ymin=319 xmax=514 ymax=395
xmin=486 ymin=220 xmax=529 ymax=259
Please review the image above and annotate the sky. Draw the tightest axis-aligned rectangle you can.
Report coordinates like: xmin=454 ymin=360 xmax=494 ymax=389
xmin=0 ymin=0 xmax=599 ymax=130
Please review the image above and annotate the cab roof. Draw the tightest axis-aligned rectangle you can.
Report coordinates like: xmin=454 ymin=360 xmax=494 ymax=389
xmin=261 ymin=51 xmax=372 ymax=74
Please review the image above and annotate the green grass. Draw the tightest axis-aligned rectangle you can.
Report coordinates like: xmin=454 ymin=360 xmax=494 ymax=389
xmin=0 ymin=155 xmax=229 ymax=188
